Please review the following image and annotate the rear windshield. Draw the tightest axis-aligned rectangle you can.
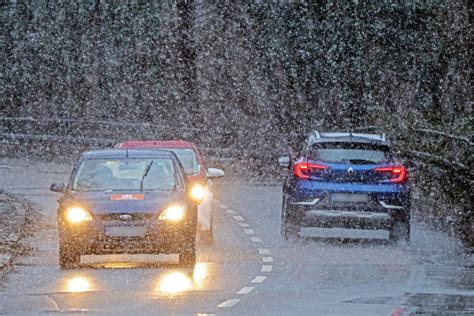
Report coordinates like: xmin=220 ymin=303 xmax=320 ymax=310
xmin=310 ymin=142 xmax=391 ymax=164
xmin=163 ymin=148 xmax=200 ymax=175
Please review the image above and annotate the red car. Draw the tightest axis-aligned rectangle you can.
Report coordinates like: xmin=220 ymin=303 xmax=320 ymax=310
xmin=116 ymin=140 xmax=224 ymax=244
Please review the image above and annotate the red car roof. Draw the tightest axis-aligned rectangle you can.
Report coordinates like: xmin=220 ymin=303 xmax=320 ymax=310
xmin=118 ymin=140 xmax=196 ymax=149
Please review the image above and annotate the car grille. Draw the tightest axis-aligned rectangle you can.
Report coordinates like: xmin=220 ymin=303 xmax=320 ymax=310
xmin=98 ymin=213 xmax=155 ymax=221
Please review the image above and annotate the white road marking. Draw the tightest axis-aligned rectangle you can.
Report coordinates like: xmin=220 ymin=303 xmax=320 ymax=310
xmin=217 ymin=299 xmax=240 ymax=308
xmin=0 ymin=165 xmax=24 ymax=169
xmin=244 ymin=228 xmax=255 ymax=235
xmin=237 ymin=286 xmax=255 ymax=295
xmin=250 ymin=237 xmax=262 ymax=243
xmin=214 ymin=204 xmax=273 ymax=309
xmin=258 ymin=248 xmax=270 ymax=255
xmin=251 ymin=276 xmax=267 ymax=283
xmin=45 ymin=295 xmax=60 ymax=312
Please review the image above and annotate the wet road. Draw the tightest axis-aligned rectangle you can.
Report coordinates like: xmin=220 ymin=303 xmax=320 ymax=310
xmin=0 ymin=158 xmax=472 ymax=315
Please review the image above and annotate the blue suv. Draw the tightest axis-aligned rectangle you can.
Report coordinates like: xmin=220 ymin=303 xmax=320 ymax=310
xmin=279 ymin=131 xmax=410 ymax=242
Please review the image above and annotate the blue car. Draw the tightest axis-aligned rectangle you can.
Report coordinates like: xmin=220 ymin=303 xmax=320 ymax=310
xmin=279 ymin=131 xmax=410 ymax=242
xmin=50 ymin=149 xmax=198 ymax=268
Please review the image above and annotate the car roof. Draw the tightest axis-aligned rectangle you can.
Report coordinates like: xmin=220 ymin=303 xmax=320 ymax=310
xmin=80 ymin=149 xmax=176 ymax=160
xmin=308 ymin=132 xmax=390 ymax=146
xmin=117 ymin=140 xmax=196 ymax=149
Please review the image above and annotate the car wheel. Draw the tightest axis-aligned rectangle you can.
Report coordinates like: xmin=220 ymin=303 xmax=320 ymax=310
xmin=59 ymin=240 xmax=80 ymax=269
xmin=199 ymin=202 xmax=213 ymax=245
xmin=179 ymin=247 xmax=196 ymax=267
xmin=180 ymin=218 xmax=197 ymax=266
xmin=389 ymin=220 xmax=410 ymax=244
xmin=199 ymin=225 xmax=213 ymax=245
xmin=281 ymin=197 xmax=300 ymax=240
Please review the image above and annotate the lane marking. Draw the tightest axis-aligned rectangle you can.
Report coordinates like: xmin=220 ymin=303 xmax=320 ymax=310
xmin=244 ymin=228 xmax=255 ymax=235
xmin=258 ymin=248 xmax=270 ymax=255
xmin=216 ymin=203 xmax=273 ymax=309
xmin=237 ymin=286 xmax=255 ymax=295
xmin=217 ymin=299 xmax=240 ymax=308
xmin=250 ymin=237 xmax=262 ymax=243
xmin=251 ymin=276 xmax=267 ymax=283
xmin=46 ymin=295 xmax=60 ymax=312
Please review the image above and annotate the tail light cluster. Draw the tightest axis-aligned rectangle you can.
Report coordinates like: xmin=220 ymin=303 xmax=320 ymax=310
xmin=374 ymin=166 xmax=407 ymax=183
xmin=294 ymin=162 xmax=328 ymax=180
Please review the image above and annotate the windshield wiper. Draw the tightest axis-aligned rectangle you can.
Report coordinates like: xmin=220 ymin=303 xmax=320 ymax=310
xmin=140 ymin=160 xmax=154 ymax=192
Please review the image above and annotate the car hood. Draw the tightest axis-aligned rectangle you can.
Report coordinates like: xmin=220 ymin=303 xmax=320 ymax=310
xmin=64 ymin=191 xmax=184 ymax=215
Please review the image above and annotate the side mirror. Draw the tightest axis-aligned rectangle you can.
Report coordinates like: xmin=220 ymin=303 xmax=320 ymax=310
xmin=50 ymin=183 xmax=66 ymax=193
xmin=207 ymin=168 xmax=225 ymax=179
xmin=278 ymin=156 xmax=290 ymax=167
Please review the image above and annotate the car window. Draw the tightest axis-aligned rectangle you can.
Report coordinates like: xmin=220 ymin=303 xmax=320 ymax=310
xmin=163 ymin=148 xmax=200 ymax=175
xmin=310 ymin=142 xmax=391 ymax=164
xmin=72 ymin=158 xmax=176 ymax=191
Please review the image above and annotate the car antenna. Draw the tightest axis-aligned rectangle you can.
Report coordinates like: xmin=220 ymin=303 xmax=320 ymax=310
xmin=126 ymin=148 xmax=129 ymax=158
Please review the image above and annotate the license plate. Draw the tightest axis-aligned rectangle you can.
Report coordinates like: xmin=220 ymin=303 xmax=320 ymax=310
xmin=331 ymin=193 xmax=368 ymax=203
xmin=105 ymin=226 xmax=146 ymax=237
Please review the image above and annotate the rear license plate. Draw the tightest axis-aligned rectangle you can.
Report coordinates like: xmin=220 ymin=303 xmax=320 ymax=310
xmin=331 ymin=193 xmax=368 ymax=203
xmin=105 ymin=226 xmax=146 ymax=237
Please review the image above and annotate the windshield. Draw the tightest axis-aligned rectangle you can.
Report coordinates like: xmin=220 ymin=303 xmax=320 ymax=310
xmin=72 ymin=158 xmax=176 ymax=191
xmin=164 ymin=148 xmax=200 ymax=175
xmin=311 ymin=142 xmax=391 ymax=164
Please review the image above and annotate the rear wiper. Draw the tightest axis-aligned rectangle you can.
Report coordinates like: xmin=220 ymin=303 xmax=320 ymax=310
xmin=349 ymin=159 xmax=377 ymax=164
xmin=140 ymin=160 xmax=154 ymax=192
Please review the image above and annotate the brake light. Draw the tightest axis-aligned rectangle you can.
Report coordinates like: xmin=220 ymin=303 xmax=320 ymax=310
xmin=294 ymin=162 xmax=328 ymax=179
xmin=375 ymin=166 xmax=407 ymax=183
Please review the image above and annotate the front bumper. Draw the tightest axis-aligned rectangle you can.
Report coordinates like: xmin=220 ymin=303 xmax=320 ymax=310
xmin=59 ymin=219 xmax=194 ymax=255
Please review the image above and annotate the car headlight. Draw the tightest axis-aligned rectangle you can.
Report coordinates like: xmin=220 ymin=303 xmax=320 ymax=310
xmin=190 ymin=185 xmax=206 ymax=202
xmin=66 ymin=207 xmax=92 ymax=223
xmin=159 ymin=206 xmax=185 ymax=221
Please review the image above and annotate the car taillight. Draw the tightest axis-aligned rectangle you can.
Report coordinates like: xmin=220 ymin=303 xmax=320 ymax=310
xmin=375 ymin=166 xmax=407 ymax=183
xmin=294 ymin=162 xmax=328 ymax=179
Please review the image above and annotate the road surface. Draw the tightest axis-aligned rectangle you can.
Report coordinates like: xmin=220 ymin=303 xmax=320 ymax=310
xmin=0 ymin=158 xmax=472 ymax=315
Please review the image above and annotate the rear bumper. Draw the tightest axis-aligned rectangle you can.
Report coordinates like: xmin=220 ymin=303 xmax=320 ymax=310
xmin=285 ymin=195 xmax=409 ymax=230
xmin=302 ymin=209 xmax=393 ymax=229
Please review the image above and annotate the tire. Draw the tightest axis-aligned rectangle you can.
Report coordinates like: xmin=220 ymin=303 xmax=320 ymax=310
xmin=389 ymin=220 xmax=410 ymax=244
xmin=199 ymin=225 xmax=213 ymax=245
xmin=59 ymin=239 xmax=80 ymax=269
xmin=180 ymin=213 xmax=197 ymax=266
xmin=281 ymin=197 xmax=300 ymax=240
xmin=199 ymin=203 xmax=213 ymax=245
xmin=282 ymin=221 xmax=300 ymax=240
xmin=179 ymin=247 xmax=196 ymax=267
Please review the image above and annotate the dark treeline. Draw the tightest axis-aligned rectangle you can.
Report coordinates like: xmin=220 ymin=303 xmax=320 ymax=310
xmin=1 ymin=1 xmax=471 ymax=247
